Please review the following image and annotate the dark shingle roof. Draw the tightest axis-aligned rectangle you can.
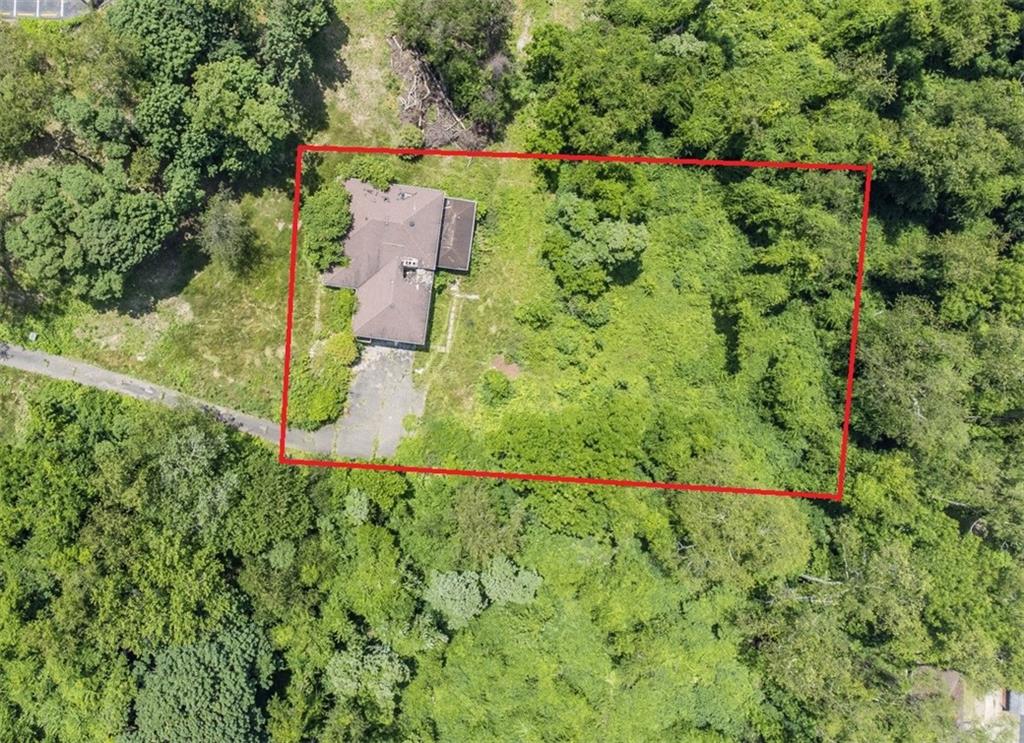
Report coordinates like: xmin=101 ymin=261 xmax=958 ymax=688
xmin=438 ymin=198 xmax=476 ymax=272
xmin=321 ymin=180 xmax=446 ymax=346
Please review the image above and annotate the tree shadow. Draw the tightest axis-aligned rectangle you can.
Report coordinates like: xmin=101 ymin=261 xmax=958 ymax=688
xmin=112 ymin=240 xmax=208 ymax=317
xmin=300 ymin=9 xmax=352 ymax=133
xmin=711 ymin=303 xmax=741 ymax=375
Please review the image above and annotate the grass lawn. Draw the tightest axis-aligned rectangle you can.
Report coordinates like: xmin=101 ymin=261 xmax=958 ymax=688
xmin=0 ymin=367 xmax=49 ymax=444
xmin=313 ymin=0 xmax=405 ymax=149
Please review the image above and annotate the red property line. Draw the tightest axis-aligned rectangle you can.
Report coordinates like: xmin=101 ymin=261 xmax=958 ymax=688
xmin=278 ymin=146 xmax=305 ymax=457
xmin=280 ymin=457 xmax=840 ymax=500
xmin=836 ymin=163 xmax=874 ymax=499
xmin=299 ymin=144 xmax=868 ymax=173
xmin=278 ymin=146 xmax=872 ymax=501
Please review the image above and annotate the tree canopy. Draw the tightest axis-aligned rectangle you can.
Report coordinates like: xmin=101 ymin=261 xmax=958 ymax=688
xmin=0 ymin=0 xmax=330 ymax=304
xmin=2 ymin=0 xmax=1024 ymax=740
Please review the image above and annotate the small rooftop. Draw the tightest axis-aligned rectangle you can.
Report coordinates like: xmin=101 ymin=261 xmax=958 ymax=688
xmin=438 ymin=197 xmax=476 ymax=272
xmin=2 ymin=0 xmax=91 ymax=21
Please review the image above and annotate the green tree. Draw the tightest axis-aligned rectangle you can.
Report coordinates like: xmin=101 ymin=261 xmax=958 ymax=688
xmin=423 ymin=570 xmax=485 ymax=629
xmin=525 ymin=24 xmax=665 ymax=155
xmin=542 ymin=193 xmax=648 ymax=299
xmin=108 ymin=0 xmax=216 ymax=83
xmin=259 ymin=0 xmax=330 ymax=92
xmin=480 ymin=555 xmax=541 ymax=605
xmin=324 ymin=643 xmax=410 ymax=727
xmin=344 ymin=154 xmax=398 ymax=191
xmin=198 ymin=191 xmax=256 ymax=274
xmin=885 ymin=76 xmax=1024 ymax=226
xmin=130 ymin=619 xmax=275 ymax=743
xmin=3 ymin=163 xmax=172 ymax=302
xmin=855 ymin=297 xmax=975 ymax=456
xmin=185 ymin=56 xmax=293 ymax=175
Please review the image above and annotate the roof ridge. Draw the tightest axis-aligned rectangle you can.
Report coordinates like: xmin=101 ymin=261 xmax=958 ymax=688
xmin=352 ymin=261 xmax=400 ymax=335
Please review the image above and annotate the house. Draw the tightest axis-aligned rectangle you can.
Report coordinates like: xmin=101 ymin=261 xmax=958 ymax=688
xmin=321 ymin=179 xmax=475 ymax=348
xmin=911 ymin=667 xmax=1024 ymax=742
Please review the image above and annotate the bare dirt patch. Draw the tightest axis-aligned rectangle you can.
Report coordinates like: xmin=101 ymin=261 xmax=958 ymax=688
xmin=159 ymin=296 xmax=193 ymax=322
xmin=490 ymin=354 xmax=521 ymax=379
xmin=517 ymin=13 xmax=532 ymax=52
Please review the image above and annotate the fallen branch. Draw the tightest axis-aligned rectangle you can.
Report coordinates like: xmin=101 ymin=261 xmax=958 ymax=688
xmin=799 ymin=573 xmax=844 ymax=586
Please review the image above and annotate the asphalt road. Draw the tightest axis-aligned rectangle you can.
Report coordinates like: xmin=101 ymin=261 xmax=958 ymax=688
xmin=0 ymin=342 xmax=424 ymax=460
xmin=0 ymin=341 xmax=306 ymax=452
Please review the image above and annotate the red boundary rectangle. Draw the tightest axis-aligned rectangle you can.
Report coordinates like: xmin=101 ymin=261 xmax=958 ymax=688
xmin=278 ymin=145 xmax=874 ymax=502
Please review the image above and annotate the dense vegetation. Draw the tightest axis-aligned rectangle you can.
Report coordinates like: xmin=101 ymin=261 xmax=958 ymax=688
xmin=1 ymin=0 xmax=1023 ymax=741
xmin=409 ymin=163 xmax=855 ymax=495
xmin=395 ymin=0 xmax=516 ymax=132
xmin=0 ymin=0 xmax=330 ymax=307
xmin=287 ymin=286 xmax=359 ymax=430
xmin=301 ymin=182 xmax=352 ymax=273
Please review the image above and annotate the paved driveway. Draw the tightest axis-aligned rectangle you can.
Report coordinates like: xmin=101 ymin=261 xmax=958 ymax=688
xmin=287 ymin=345 xmax=425 ymax=458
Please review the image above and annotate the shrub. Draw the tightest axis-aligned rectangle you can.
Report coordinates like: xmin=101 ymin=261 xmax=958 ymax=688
xmin=396 ymin=124 xmax=425 ymax=159
xmin=302 ymin=183 xmax=352 ymax=271
xmin=198 ymin=190 xmax=256 ymax=274
xmin=344 ymin=154 xmax=398 ymax=190
xmin=286 ymin=356 xmax=349 ymax=430
xmin=514 ymin=297 xmax=557 ymax=329
xmin=323 ymin=331 xmax=359 ymax=367
xmin=325 ymin=287 xmax=357 ymax=328
xmin=478 ymin=370 xmax=513 ymax=406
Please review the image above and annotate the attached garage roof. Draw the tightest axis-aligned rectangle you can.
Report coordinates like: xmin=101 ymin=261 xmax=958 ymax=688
xmin=437 ymin=198 xmax=477 ymax=272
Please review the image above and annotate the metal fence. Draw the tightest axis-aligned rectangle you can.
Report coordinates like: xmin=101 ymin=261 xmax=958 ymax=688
xmin=1 ymin=0 xmax=91 ymax=21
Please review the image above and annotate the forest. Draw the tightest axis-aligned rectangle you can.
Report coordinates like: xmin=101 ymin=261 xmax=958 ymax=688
xmin=1 ymin=0 xmax=1024 ymax=741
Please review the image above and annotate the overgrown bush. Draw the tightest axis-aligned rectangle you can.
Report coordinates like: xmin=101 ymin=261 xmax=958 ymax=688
xmin=286 ymin=354 xmax=350 ymax=430
xmin=397 ymin=123 xmax=425 ymax=159
xmin=343 ymin=154 xmax=399 ymax=190
xmin=478 ymin=370 xmax=513 ymax=406
xmin=198 ymin=191 xmax=256 ymax=274
xmin=302 ymin=183 xmax=352 ymax=271
xmin=286 ymin=287 xmax=359 ymax=430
